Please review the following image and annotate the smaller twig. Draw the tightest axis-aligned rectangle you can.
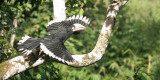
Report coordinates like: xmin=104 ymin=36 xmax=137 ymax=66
xmin=10 ymin=19 xmax=18 ymax=47
xmin=147 ymin=56 xmax=151 ymax=73
xmin=131 ymin=63 xmax=134 ymax=70
xmin=76 ymin=0 xmax=84 ymax=8
xmin=102 ymin=65 xmax=107 ymax=77
xmin=114 ymin=62 xmax=122 ymax=74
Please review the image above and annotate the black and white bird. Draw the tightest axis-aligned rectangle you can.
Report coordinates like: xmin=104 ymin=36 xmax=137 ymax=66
xmin=17 ymin=15 xmax=90 ymax=63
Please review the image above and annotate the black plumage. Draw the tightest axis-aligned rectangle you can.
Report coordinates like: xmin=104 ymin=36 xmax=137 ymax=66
xmin=17 ymin=15 xmax=90 ymax=62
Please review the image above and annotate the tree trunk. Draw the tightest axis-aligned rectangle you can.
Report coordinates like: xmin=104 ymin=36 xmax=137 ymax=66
xmin=53 ymin=0 xmax=66 ymax=20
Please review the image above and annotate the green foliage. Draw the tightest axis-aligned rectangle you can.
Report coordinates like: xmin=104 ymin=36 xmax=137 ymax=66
xmin=1 ymin=0 xmax=160 ymax=80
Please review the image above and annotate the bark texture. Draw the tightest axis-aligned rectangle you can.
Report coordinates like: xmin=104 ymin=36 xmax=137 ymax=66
xmin=0 ymin=0 xmax=128 ymax=79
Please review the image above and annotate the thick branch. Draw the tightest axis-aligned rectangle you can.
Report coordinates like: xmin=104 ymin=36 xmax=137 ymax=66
xmin=0 ymin=50 xmax=48 ymax=80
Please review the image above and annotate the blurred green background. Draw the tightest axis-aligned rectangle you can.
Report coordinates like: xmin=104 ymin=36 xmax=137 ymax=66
xmin=0 ymin=0 xmax=160 ymax=80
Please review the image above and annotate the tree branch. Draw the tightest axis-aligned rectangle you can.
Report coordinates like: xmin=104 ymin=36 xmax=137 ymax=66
xmin=0 ymin=0 xmax=128 ymax=79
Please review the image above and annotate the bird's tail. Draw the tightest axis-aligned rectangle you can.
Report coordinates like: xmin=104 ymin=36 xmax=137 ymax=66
xmin=17 ymin=35 xmax=40 ymax=55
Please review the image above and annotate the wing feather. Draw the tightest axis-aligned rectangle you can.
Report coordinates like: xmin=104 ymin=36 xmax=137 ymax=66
xmin=40 ymin=36 xmax=74 ymax=62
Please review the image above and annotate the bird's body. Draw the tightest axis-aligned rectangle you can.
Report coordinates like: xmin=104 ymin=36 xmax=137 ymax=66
xmin=17 ymin=15 xmax=90 ymax=62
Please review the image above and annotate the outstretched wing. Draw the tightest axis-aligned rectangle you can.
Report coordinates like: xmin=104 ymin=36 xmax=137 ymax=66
xmin=46 ymin=15 xmax=90 ymax=34
xmin=40 ymin=36 xmax=73 ymax=62
xmin=17 ymin=35 xmax=40 ymax=55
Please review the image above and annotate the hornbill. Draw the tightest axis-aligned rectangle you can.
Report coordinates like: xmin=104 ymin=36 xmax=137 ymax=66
xmin=17 ymin=15 xmax=90 ymax=63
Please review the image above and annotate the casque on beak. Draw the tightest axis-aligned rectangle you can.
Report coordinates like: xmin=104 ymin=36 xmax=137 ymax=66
xmin=72 ymin=23 xmax=86 ymax=32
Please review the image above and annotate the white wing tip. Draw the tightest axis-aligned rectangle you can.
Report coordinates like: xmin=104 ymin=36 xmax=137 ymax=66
xmin=18 ymin=35 xmax=30 ymax=45
xmin=47 ymin=15 xmax=90 ymax=27
xmin=22 ymin=50 xmax=32 ymax=55
xmin=67 ymin=15 xmax=90 ymax=24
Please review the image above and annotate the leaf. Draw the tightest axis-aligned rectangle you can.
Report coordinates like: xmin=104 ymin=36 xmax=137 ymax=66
xmin=137 ymin=73 xmax=147 ymax=80
xmin=84 ymin=0 xmax=87 ymax=4
xmin=38 ymin=66 xmax=46 ymax=80
xmin=29 ymin=69 xmax=34 ymax=79
xmin=79 ymin=8 xmax=84 ymax=16
xmin=122 ymin=49 xmax=130 ymax=55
